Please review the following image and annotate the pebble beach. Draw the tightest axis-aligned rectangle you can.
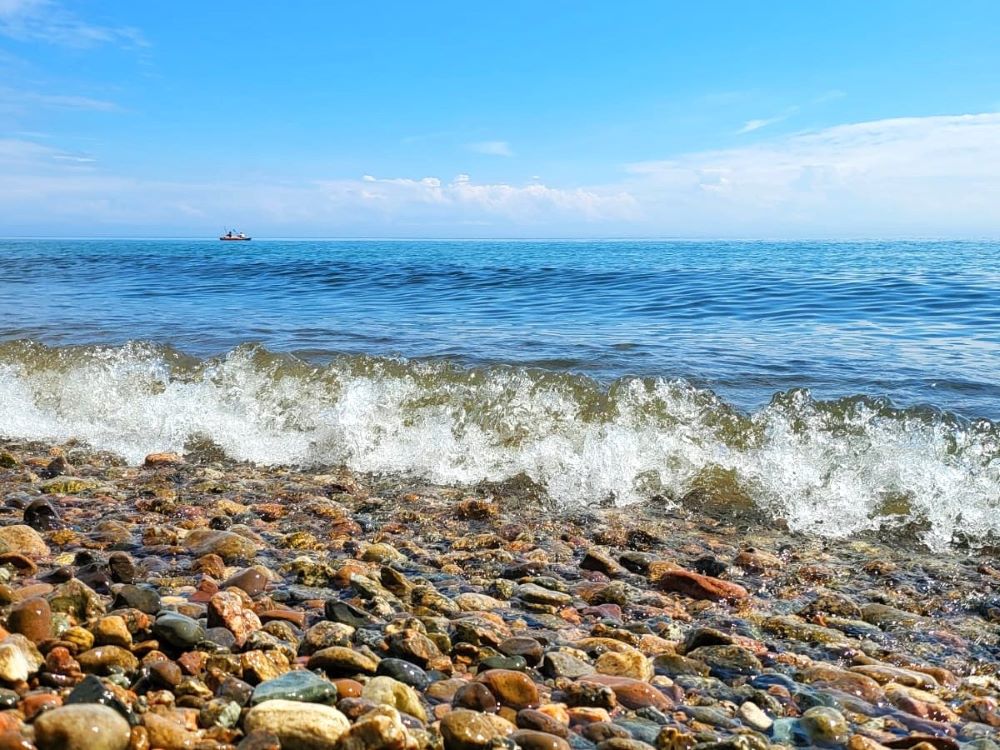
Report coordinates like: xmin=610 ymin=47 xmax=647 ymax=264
xmin=0 ymin=438 xmax=996 ymax=750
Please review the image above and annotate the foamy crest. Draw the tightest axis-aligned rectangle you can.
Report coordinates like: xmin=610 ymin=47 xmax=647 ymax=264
xmin=1 ymin=342 xmax=997 ymax=549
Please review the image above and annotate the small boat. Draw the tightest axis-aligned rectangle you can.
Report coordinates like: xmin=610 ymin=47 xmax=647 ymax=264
xmin=219 ymin=230 xmax=251 ymax=241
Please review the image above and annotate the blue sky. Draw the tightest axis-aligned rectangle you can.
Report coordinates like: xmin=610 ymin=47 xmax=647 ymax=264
xmin=2 ymin=0 xmax=1000 ymax=237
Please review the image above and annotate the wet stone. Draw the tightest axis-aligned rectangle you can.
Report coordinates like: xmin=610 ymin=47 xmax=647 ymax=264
xmin=307 ymin=646 xmax=379 ymax=675
xmin=440 ymin=708 xmax=516 ymax=750
xmin=543 ymin=651 xmax=596 ymax=680
xmin=595 ymin=650 xmax=653 ymax=682
xmin=208 ymin=590 xmax=262 ymax=646
xmin=511 ymin=729 xmax=572 ymax=750
xmin=33 ymin=704 xmax=131 ymax=750
xmin=453 ymin=681 xmax=500 ymax=713
xmin=251 ymin=669 xmax=338 ymax=705
xmin=184 ymin=529 xmax=262 ymax=563
xmin=386 ymin=629 xmax=441 ymax=666
xmin=517 ymin=708 xmax=569 ymax=737
xmin=147 ymin=660 xmax=183 ymax=688
xmin=112 ymin=585 xmax=161 ymax=614
xmin=7 ymin=597 xmax=52 ymax=643
xmin=582 ymin=675 xmax=672 ymax=711
xmin=361 ymin=675 xmax=427 ymax=721
xmin=153 ymin=612 xmax=206 ymax=650
xmin=799 ymin=706 xmax=850 ymax=746
xmin=223 ymin=566 xmax=272 ymax=597
xmin=476 ymin=668 xmax=540 ymax=709
xmin=651 ymin=653 xmax=710 ymax=678
xmin=656 ymin=569 xmax=748 ymax=602
xmin=324 ymin=600 xmax=380 ymax=629
xmin=376 ymin=657 xmax=431 ymax=690
xmin=217 ymin=674 xmax=255 ymax=706
xmin=50 ymin=578 xmax=106 ymax=620
xmin=200 ymin=698 xmax=242 ymax=728
xmin=0 ymin=525 xmax=49 ymax=558
xmin=23 ymin=499 xmax=60 ymax=531
xmin=738 ymin=701 xmax=773 ymax=732
xmin=480 ymin=654 xmax=528 ymax=672
xmin=65 ymin=674 xmax=135 ymax=724
xmin=580 ymin=722 xmax=631 ymax=743
xmin=517 ymin=583 xmax=573 ymax=607
xmin=581 ymin=549 xmax=628 ymax=578
xmin=243 ymin=699 xmax=350 ymax=750
xmin=685 ymin=645 xmax=762 ymax=681
xmin=499 ymin=636 xmax=544 ymax=666
xmin=204 ymin=625 xmax=238 ymax=650
xmin=237 ymin=729 xmax=281 ymax=750
xmin=77 ymin=645 xmax=139 ymax=675
xmin=0 ymin=643 xmax=29 ymax=683
xmin=107 ymin=552 xmax=136 ymax=584
xmin=300 ymin=621 xmax=354 ymax=654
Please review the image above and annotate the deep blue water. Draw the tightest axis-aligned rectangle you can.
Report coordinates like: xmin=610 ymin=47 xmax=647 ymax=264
xmin=2 ymin=239 xmax=998 ymax=418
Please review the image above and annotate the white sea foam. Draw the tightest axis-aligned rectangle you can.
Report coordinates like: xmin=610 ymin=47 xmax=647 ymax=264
xmin=1 ymin=342 xmax=997 ymax=549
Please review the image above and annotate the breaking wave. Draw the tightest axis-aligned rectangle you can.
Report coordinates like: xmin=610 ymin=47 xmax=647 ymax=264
xmin=1 ymin=340 xmax=998 ymax=550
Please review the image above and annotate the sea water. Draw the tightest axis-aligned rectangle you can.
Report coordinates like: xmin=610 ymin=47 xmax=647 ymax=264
xmin=1 ymin=239 xmax=998 ymax=548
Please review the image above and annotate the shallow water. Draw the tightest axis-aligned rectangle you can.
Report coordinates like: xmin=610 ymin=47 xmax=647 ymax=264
xmin=1 ymin=239 xmax=998 ymax=548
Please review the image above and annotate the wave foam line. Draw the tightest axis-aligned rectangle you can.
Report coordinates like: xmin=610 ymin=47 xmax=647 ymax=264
xmin=0 ymin=341 xmax=998 ymax=549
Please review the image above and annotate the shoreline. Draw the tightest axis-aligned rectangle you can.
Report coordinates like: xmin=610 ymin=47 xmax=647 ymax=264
xmin=0 ymin=436 xmax=997 ymax=750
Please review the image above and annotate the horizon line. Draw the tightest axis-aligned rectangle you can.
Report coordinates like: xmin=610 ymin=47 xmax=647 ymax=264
xmin=3 ymin=235 xmax=1000 ymax=243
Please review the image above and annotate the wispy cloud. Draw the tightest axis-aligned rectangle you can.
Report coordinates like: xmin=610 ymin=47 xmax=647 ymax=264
xmin=0 ymin=87 xmax=119 ymax=112
xmin=0 ymin=0 xmax=144 ymax=47
xmin=737 ymin=106 xmax=799 ymax=134
xmin=0 ymin=137 xmax=97 ymax=169
xmin=466 ymin=140 xmax=513 ymax=157
xmin=813 ymin=89 xmax=847 ymax=104
xmin=736 ymin=91 xmax=848 ymax=135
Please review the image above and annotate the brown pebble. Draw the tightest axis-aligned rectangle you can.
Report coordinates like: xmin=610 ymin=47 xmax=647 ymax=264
xmin=511 ymin=729 xmax=571 ymax=750
xmin=192 ymin=554 xmax=225 ymax=578
xmin=453 ymin=681 xmax=500 ymax=713
xmin=476 ymin=669 xmax=540 ymax=710
xmin=517 ymin=708 xmax=569 ymax=737
xmin=0 ymin=731 xmax=33 ymax=750
xmin=656 ymin=569 xmax=748 ymax=602
xmin=144 ymin=452 xmax=183 ymax=468
xmin=331 ymin=678 xmax=363 ymax=698
xmin=236 ymin=730 xmax=281 ymax=750
xmin=499 ymin=637 xmax=544 ymax=666
xmin=580 ymin=722 xmax=631 ymax=742
xmin=222 ymin=566 xmax=271 ymax=597
xmin=7 ymin=597 xmax=52 ymax=643
xmin=128 ymin=726 xmax=150 ymax=750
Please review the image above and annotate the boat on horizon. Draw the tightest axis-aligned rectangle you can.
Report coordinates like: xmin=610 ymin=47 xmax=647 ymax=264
xmin=219 ymin=230 xmax=251 ymax=241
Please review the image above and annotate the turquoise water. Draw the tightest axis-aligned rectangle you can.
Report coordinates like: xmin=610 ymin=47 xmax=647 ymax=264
xmin=1 ymin=239 xmax=999 ymax=546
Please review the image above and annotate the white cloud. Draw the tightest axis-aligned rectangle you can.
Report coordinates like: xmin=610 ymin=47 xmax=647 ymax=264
xmin=0 ymin=0 xmax=144 ymax=47
xmin=626 ymin=112 xmax=1000 ymax=236
xmin=0 ymin=140 xmax=638 ymax=234
xmin=316 ymin=174 xmax=637 ymax=223
xmin=3 ymin=113 xmax=1000 ymax=237
xmin=467 ymin=140 xmax=513 ymax=157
